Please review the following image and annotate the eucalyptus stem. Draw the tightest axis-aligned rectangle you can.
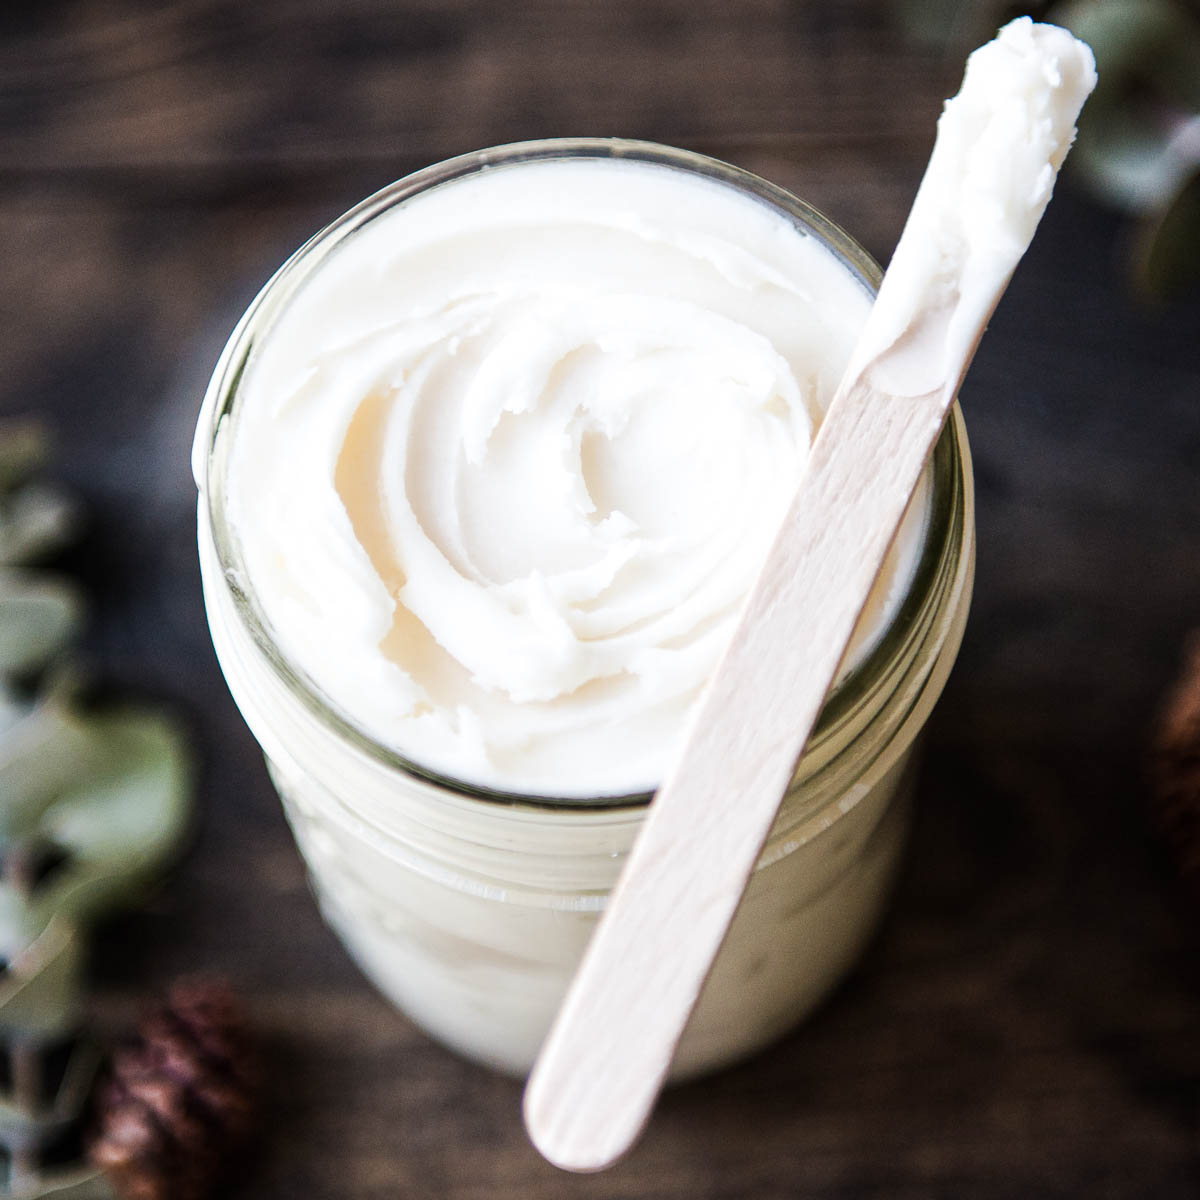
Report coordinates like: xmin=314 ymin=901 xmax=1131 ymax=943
xmin=9 ymin=1035 xmax=44 ymax=1191
xmin=6 ymin=842 xmax=47 ymax=1192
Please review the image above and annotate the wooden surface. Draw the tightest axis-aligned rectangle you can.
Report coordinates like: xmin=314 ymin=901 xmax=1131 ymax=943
xmin=2 ymin=1 xmax=1198 ymax=1196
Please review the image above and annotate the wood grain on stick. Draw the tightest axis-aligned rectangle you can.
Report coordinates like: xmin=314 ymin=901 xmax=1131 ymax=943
xmin=523 ymin=349 xmax=959 ymax=1174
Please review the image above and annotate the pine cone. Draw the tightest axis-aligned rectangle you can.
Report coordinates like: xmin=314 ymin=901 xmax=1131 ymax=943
xmin=1149 ymin=634 xmax=1200 ymax=907
xmin=89 ymin=979 xmax=260 ymax=1200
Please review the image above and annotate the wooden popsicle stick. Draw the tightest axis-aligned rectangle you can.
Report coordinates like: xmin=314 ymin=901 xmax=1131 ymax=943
xmin=522 ymin=339 xmax=958 ymax=1175
xmin=524 ymin=20 xmax=1096 ymax=1175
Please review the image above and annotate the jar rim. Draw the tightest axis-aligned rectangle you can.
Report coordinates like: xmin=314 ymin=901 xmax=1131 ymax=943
xmin=196 ymin=137 xmax=967 ymax=814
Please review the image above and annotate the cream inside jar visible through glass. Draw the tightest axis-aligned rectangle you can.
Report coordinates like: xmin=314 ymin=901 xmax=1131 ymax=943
xmin=221 ymin=157 xmax=931 ymax=797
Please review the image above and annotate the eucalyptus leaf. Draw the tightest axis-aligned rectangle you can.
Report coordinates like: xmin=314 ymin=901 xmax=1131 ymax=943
xmin=0 ymin=425 xmax=47 ymax=496
xmin=12 ymin=1167 xmax=116 ymax=1200
xmin=0 ymin=883 xmax=51 ymax=961
xmin=0 ymin=917 xmax=82 ymax=1039
xmin=1057 ymin=0 xmax=1200 ymax=209
xmin=29 ymin=708 xmax=192 ymax=930
xmin=0 ymin=572 xmax=84 ymax=678
xmin=0 ymin=683 xmax=29 ymax=736
xmin=0 ymin=691 xmax=108 ymax=846
xmin=1071 ymin=113 xmax=1199 ymax=212
xmin=0 ymin=486 xmax=81 ymax=567
xmin=43 ymin=709 xmax=192 ymax=866
xmin=1057 ymin=0 xmax=1200 ymax=109
xmin=1135 ymin=166 xmax=1200 ymax=298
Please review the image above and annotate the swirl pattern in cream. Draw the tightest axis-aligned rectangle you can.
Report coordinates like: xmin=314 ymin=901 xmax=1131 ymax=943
xmin=221 ymin=157 xmax=929 ymax=795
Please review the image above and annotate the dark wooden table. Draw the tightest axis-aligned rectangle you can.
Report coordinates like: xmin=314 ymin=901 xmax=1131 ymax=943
xmin=3 ymin=2 xmax=1198 ymax=1196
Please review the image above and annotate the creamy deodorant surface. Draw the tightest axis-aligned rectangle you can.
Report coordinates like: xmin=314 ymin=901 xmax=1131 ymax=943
xmin=218 ymin=155 xmax=929 ymax=795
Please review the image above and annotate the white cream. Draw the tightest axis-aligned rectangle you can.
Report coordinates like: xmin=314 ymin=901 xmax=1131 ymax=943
xmin=853 ymin=18 xmax=1097 ymax=399
xmin=195 ymin=143 xmax=977 ymax=1080
xmin=217 ymin=158 xmax=929 ymax=795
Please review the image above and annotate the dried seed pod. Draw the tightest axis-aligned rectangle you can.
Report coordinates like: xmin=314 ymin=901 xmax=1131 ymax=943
xmin=89 ymin=980 xmax=260 ymax=1200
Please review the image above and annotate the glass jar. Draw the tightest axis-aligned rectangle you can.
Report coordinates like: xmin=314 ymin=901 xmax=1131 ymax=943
xmin=193 ymin=139 xmax=975 ymax=1081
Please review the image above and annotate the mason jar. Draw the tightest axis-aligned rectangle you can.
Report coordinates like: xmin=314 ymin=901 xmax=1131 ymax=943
xmin=193 ymin=139 xmax=975 ymax=1081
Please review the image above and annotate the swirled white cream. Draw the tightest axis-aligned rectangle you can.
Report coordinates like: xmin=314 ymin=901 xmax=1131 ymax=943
xmin=219 ymin=157 xmax=930 ymax=795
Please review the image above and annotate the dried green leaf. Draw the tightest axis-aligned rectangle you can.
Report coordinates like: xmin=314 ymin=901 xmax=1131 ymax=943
xmin=1058 ymin=0 xmax=1200 ymax=108
xmin=0 ymin=917 xmax=82 ymax=1039
xmin=0 ymin=883 xmax=49 ymax=960
xmin=12 ymin=1167 xmax=116 ymax=1200
xmin=0 ymin=684 xmax=28 ymax=736
xmin=44 ymin=709 xmax=192 ymax=867
xmin=0 ymin=691 xmax=107 ymax=846
xmin=0 ymin=424 xmax=48 ymax=496
xmin=30 ymin=708 xmax=192 ymax=930
xmin=0 ymin=572 xmax=84 ymax=678
xmin=1134 ymin=166 xmax=1200 ymax=298
xmin=1057 ymin=0 xmax=1200 ymax=209
xmin=0 ymin=486 xmax=81 ymax=567
xmin=0 ymin=699 xmax=193 ymax=938
xmin=1071 ymin=114 xmax=1196 ymax=212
